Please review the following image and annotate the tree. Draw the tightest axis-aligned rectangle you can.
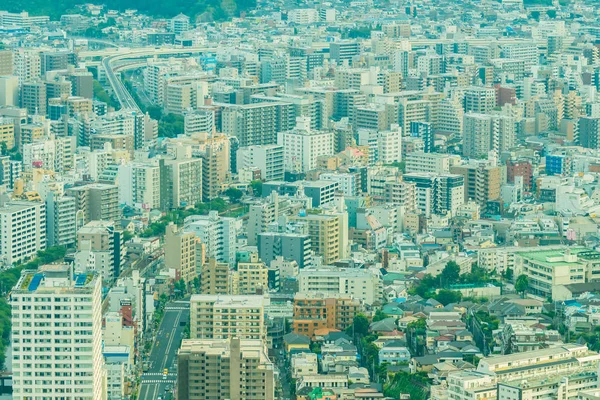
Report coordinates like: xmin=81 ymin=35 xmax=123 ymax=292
xmin=224 ymin=187 xmax=243 ymax=203
xmin=250 ymin=180 xmax=263 ymax=197
xmin=0 ymin=142 xmax=7 ymax=156
xmin=146 ymin=105 xmax=162 ymax=121
xmin=515 ymin=274 xmax=529 ymax=297
xmin=441 ymin=261 xmax=461 ymax=286
xmin=346 ymin=313 xmax=369 ymax=337
xmin=504 ymin=267 xmax=514 ymax=281
xmin=373 ymin=309 xmax=389 ymax=322
xmin=435 ymin=289 xmax=462 ymax=306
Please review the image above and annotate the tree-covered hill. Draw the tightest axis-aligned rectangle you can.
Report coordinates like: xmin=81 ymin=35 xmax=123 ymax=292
xmin=7 ymin=0 xmax=256 ymax=20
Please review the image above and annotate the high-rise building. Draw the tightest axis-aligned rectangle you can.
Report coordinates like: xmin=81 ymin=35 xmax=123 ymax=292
xmin=45 ymin=191 xmax=76 ymax=247
xmin=289 ymin=213 xmax=344 ymax=265
xmin=258 ymin=231 xmax=312 ymax=269
xmin=177 ymin=338 xmax=275 ymax=400
xmin=410 ymin=121 xmax=434 ymax=153
xmin=222 ymin=102 xmax=291 ymax=146
xmin=330 ymin=41 xmax=361 ymax=62
xmin=117 ymin=162 xmax=161 ymax=210
xmin=76 ymin=220 xmax=125 ymax=281
xmin=199 ymin=135 xmax=230 ymax=201
xmin=11 ymin=264 xmax=104 ymax=400
xmin=464 ymin=87 xmax=497 ymax=113
xmin=0 ymin=50 xmax=13 ymax=75
xmin=159 ymin=157 xmax=203 ymax=210
xmin=236 ymin=144 xmax=285 ymax=181
xmin=403 ymin=173 xmax=465 ymax=217
xmin=463 ymin=113 xmax=516 ymax=158
xmin=277 ymin=117 xmax=334 ymax=173
xmin=66 ymin=183 xmax=120 ymax=224
xmin=184 ymin=211 xmax=238 ymax=264
xmin=451 ymin=164 xmax=503 ymax=209
xmin=200 ymin=258 xmax=231 ymax=295
xmin=0 ymin=200 xmax=46 ymax=265
xmin=579 ymin=116 xmax=600 ymax=149
xmin=237 ymin=254 xmax=269 ymax=295
xmin=0 ymin=76 xmax=19 ymax=107
xmin=190 ymin=295 xmax=266 ymax=340
xmin=20 ymin=80 xmax=46 ymax=115
xmin=165 ymin=223 xmax=199 ymax=284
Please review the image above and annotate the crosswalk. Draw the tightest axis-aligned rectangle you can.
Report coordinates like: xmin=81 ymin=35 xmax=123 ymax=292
xmin=143 ymin=372 xmax=176 ymax=377
xmin=141 ymin=379 xmax=176 ymax=384
xmin=165 ymin=306 xmax=188 ymax=311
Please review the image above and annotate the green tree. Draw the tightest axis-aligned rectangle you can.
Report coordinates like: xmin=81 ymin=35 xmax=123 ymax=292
xmin=346 ymin=313 xmax=369 ymax=337
xmin=250 ymin=180 xmax=263 ymax=197
xmin=504 ymin=267 xmax=514 ymax=281
xmin=441 ymin=261 xmax=461 ymax=286
xmin=0 ymin=142 xmax=7 ymax=156
xmin=515 ymin=274 xmax=529 ymax=297
xmin=224 ymin=187 xmax=243 ymax=203
xmin=435 ymin=289 xmax=462 ymax=306
xmin=146 ymin=105 xmax=163 ymax=121
xmin=373 ymin=309 xmax=389 ymax=322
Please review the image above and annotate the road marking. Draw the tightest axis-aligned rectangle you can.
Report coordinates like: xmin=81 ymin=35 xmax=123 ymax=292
xmin=141 ymin=379 xmax=176 ymax=384
xmin=143 ymin=373 xmax=176 ymax=377
xmin=162 ymin=310 xmax=182 ymax=370
xmin=165 ymin=307 xmax=188 ymax=310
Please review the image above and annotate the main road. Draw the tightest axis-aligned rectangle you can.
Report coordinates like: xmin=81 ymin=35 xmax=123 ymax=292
xmin=138 ymin=300 xmax=190 ymax=400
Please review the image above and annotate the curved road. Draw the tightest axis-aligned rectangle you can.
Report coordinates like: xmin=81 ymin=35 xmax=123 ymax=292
xmin=97 ymin=46 xmax=217 ymax=111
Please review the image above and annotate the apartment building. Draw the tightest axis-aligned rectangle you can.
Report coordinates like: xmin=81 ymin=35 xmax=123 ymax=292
xmin=298 ymin=267 xmax=382 ymax=305
xmin=184 ymin=211 xmax=238 ymax=264
xmin=11 ymin=265 xmax=103 ymax=400
xmin=45 ymin=191 xmax=77 ymax=247
xmin=190 ymin=295 xmax=266 ymax=341
xmin=177 ymin=338 xmax=275 ymax=400
xmin=292 ymin=292 xmax=362 ymax=337
xmin=450 ymin=164 xmax=503 ymax=209
xmin=514 ymin=247 xmax=600 ymax=300
xmin=222 ymin=102 xmax=291 ymax=146
xmin=159 ymin=156 xmax=203 ymax=210
xmin=165 ymin=223 xmax=199 ymax=284
xmin=66 ymin=183 xmax=119 ymax=224
xmin=290 ymin=213 xmax=344 ymax=265
xmin=258 ymin=231 xmax=313 ymax=269
xmin=0 ymin=200 xmax=46 ymax=265
xmin=236 ymin=144 xmax=285 ymax=181
xmin=76 ymin=220 xmax=125 ymax=281
xmin=405 ymin=152 xmax=461 ymax=174
xmin=277 ymin=117 xmax=334 ymax=173
xmin=200 ymin=258 xmax=231 ymax=295
xmin=117 ymin=162 xmax=161 ymax=210
xmin=199 ymin=135 xmax=230 ymax=201
xmin=403 ymin=173 xmax=465 ymax=217
xmin=20 ymin=80 xmax=46 ymax=116
xmin=237 ymin=254 xmax=269 ymax=295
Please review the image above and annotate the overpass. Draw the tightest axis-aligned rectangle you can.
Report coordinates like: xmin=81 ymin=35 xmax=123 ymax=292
xmin=95 ymin=47 xmax=217 ymax=111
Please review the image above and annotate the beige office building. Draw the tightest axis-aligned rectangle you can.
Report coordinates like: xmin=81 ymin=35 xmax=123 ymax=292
xmin=450 ymin=164 xmax=502 ymax=207
xmin=237 ymin=254 xmax=269 ymax=295
xmin=177 ymin=337 xmax=275 ymax=400
xmin=165 ymin=223 xmax=198 ymax=284
xmin=190 ymin=295 xmax=266 ymax=341
xmin=200 ymin=258 xmax=231 ymax=294
xmin=290 ymin=213 xmax=343 ymax=265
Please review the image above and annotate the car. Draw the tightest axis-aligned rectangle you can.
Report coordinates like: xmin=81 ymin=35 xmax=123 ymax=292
xmin=162 ymin=374 xmax=167 ymax=380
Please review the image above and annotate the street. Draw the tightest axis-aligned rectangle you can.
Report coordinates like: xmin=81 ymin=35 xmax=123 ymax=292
xmin=138 ymin=300 xmax=190 ymax=400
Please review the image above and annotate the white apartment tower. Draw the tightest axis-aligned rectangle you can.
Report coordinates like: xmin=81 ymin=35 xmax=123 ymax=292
xmin=277 ymin=117 xmax=334 ymax=173
xmin=11 ymin=264 xmax=104 ymax=400
xmin=0 ymin=201 xmax=46 ymax=265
